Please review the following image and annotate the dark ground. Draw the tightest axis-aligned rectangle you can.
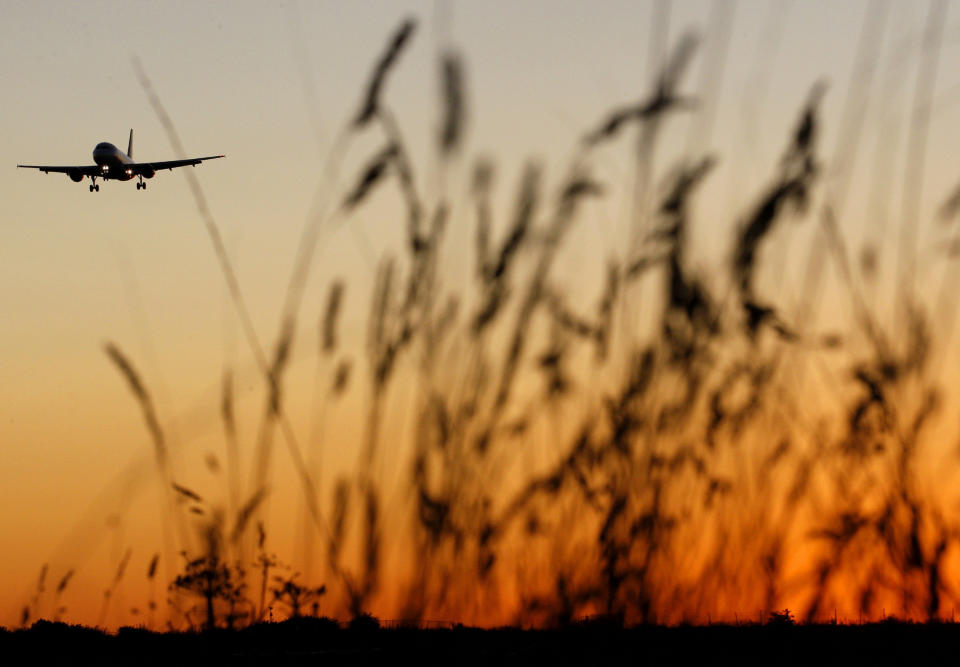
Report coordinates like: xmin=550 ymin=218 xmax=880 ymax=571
xmin=2 ymin=618 xmax=955 ymax=666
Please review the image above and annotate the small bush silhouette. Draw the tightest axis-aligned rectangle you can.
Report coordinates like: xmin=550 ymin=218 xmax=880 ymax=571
xmin=349 ymin=612 xmax=380 ymax=633
xmin=768 ymin=609 xmax=796 ymax=626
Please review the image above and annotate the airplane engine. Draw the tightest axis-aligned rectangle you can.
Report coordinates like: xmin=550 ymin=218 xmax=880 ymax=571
xmin=140 ymin=166 xmax=155 ymax=179
xmin=68 ymin=170 xmax=83 ymax=183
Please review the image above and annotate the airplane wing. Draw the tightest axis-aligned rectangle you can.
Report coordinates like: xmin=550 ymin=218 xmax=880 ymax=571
xmin=135 ymin=155 xmax=225 ymax=173
xmin=16 ymin=164 xmax=101 ymax=175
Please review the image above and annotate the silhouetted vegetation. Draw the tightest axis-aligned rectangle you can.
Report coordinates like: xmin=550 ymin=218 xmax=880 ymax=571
xmin=18 ymin=3 xmax=960 ymax=645
xmin=5 ymin=618 xmax=960 ymax=666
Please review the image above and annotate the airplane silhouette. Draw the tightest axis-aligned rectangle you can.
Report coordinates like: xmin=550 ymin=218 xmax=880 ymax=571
xmin=17 ymin=130 xmax=224 ymax=192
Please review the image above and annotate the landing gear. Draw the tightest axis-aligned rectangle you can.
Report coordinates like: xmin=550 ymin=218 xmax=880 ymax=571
xmin=136 ymin=176 xmax=147 ymax=191
xmin=89 ymin=176 xmax=99 ymax=192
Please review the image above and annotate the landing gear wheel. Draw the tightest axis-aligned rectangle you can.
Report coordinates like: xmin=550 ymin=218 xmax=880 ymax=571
xmin=136 ymin=182 xmax=141 ymax=190
xmin=89 ymin=184 xmax=94 ymax=192
xmin=141 ymin=182 xmax=146 ymax=190
xmin=95 ymin=184 xmax=100 ymax=192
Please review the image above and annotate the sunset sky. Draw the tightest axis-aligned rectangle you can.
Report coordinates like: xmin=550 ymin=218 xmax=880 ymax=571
xmin=4 ymin=0 xmax=960 ymax=628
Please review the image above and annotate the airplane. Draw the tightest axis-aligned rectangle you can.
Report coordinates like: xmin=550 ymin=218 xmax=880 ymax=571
xmin=17 ymin=129 xmax=224 ymax=192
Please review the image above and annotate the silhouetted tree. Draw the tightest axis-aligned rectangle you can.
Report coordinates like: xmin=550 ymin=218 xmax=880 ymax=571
xmin=171 ymin=554 xmax=245 ymax=631
xmin=271 ymin=574 xmax=326 ymax=619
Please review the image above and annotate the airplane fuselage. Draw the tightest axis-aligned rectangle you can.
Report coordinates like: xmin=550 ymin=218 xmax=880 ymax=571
xmin=92 ymin=142 xmax=136 ymax=180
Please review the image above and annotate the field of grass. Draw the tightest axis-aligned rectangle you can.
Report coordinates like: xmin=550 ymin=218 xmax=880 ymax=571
xmin=15 ymin=2 xmax=960 ymax=635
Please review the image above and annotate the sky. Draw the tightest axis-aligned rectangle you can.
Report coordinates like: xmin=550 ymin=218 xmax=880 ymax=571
xmin=3 ymin=0 xmax=960 ymax=628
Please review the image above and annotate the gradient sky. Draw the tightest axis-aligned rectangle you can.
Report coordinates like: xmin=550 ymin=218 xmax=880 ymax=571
xmin=3 ymin=0 xmax=960 ymax=627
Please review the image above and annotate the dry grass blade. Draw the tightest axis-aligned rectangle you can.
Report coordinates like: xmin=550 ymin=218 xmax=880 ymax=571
xmin=332 ymin=359 xmax=352 ymax=396
xmin=559 ymin=176 xmax=603 ymax=218
xmin=232 ymin=487 xmax=269 ymax=543
xmin=471 ymin=164 xmax=539 ymax=334
xmin=895 ymin=0 xmax=949 ymax=298
xmin=732 ymin=83 xmax=821 ymax=336
xmin=171 ymin=483 xmax=203 ymax=503
xmin=343 ymin=144 xmax=398 ymax=209
xmin=584 ymin=32 xmax=699 ymax=145
xmin=490 ymin=163 xmax=539 ymax=280
xmin=472 ymin=159 xmax=494 ymax=279
xmin=328 ymin=479 xmax=350 ymax=567
xmin=368 ymin=257 xmax=396 ymax=354
xmin=34 ymin=564 xmax=47 ymax=595
xmin=132 ymin=59 xmax=302 ymax=506
xmin=361 ymin=487 xmax=381 ymax=605
xmin=355 ymin=18 xmax=417 ymax=127
xmin=584 ymin=105 xmax=644 ymax=145
xmin=321 ymin=280 xmax=346 ymax=355
xmin=220 ymin=369 xmax=236 ymax=441
xmin=104 ymin=342 xmax=167 ymax=466
xmin=113 ymin=548 xmax=133 ymax=584
xmin=657 ymin=32 xmax=699 ymax=98
xmin=55 ymin=569 xmax=74 ymax=595
xmin=438 ymin=51 xmax=465 ymax=154
xmin=268 ymin=317 xmax=296 ymax=414
xmin=147 ymin=553 xmax=160 ymax=580
xmin=220 ymin=369 xmax=241 ymax=514
xmin=492 ymin=168 xmax=600 ymax=410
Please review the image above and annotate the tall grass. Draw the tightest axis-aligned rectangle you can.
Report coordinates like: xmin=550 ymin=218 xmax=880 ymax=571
xmin=24 ymin=5 xmax=960 ymax=630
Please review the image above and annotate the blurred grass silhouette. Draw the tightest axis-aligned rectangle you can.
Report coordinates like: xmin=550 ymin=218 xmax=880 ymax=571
xmin=21 ymin=2 xmax=960 ymax=630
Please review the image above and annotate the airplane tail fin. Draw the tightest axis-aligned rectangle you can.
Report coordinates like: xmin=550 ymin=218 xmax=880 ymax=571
xmin=127 ymin=129 xmax=133 ymax=159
